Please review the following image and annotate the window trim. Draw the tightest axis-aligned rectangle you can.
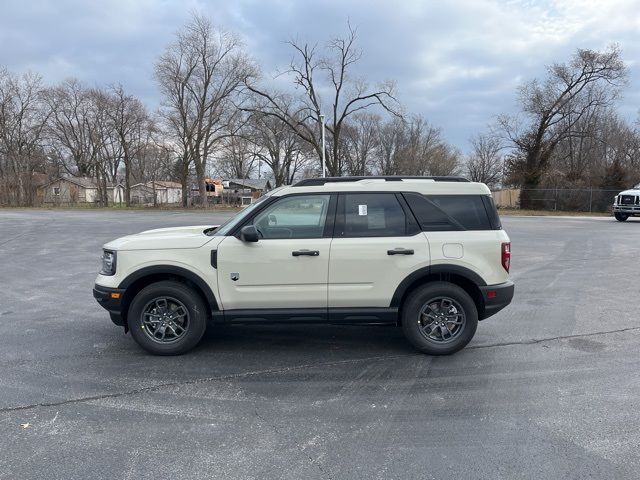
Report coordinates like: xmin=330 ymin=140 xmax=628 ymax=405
xmin=335 ymin=192 xmax=416 ymax=238
xmin=403 ymin=193 xmax=500 ymax=232
xmin=232 ymin=192 xmax=337 ymax=240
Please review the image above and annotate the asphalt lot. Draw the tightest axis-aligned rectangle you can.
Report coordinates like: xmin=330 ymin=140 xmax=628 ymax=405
xmin=0 ymin=209 xmax=639 ymax=479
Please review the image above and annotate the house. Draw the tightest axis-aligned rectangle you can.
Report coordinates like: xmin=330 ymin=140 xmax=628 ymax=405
xmin=39 ymin=176 xmax=100 ymax=204
xmin=223 ymin=178 xmax=272 ymax=205
xmin=130 ymin=181 xmax=183 ymax=205
xmin=190 ymin=178 xmax=224 ymax=204
xmin=39 ymin=176 xmax=127 ymax=204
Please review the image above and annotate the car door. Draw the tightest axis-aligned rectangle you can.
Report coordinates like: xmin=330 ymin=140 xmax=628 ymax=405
xmin=328 ymin=192 xmax=430 ymax=309
xmin=216 ymin=193 xmax=335 ymax=311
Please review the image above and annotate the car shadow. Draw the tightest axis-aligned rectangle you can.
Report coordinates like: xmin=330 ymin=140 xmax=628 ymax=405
xmin=195 ymin=323 xmax=415 ymax=357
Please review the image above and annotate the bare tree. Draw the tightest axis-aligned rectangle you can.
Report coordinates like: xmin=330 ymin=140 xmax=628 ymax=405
xmin=0 ymin=69 xmax=49 ymax=205
xmin=244 ymin=24 xmax=400 ymax=176
xmin=466 ymin=133 xmax=503 ymax=187
xmin=44 ymin=79 xmax=95 ymax=177
xmin=155 ymin=13 xmax=257 ymax=206
xmin=499 ymin=45 xmax=626 ymax=208
xmin=247 ymin=110 xmax=307 ymax=186
xmin=343 ymin=112 xmax=379 ymax=176
xmin=216 ymin=125 xmax=257 ymax=179
xmin=103 ymin=85 xmax=149 ymax=206
xmin=371 ymin=115 xmax=460 ymax=176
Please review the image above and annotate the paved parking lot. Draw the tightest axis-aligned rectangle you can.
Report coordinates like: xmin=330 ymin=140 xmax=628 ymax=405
xmin=0 ymin=209 xmax=639 ymax=479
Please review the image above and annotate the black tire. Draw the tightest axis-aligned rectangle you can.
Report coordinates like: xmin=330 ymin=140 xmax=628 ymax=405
xmin=614 ymin=212 xmax=629 ymax=222
xmin=401 ymin=281 xmax=478 ymax=355
xmin=128 ymin=281 xmax=207 ymax=355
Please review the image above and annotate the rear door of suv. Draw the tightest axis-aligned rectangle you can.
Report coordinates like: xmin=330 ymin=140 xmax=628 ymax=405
xmin=402 ymin=193 xmax=509 ymax=286
xmin=327 ymin=192 xmax=430 ymax=311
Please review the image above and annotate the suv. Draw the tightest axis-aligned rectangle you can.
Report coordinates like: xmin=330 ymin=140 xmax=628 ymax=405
xmin=93 ymin=176 xmax=514 ymax=356
xmin=613 ymin=183 xmax=640 ymax=221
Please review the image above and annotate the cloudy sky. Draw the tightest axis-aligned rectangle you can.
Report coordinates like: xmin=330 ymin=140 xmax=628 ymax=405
xmin=1 ymin=0 xmax=638 ymax=151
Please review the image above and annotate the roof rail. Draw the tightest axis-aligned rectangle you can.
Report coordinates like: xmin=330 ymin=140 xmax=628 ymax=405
xmin=293 ymin=176 xmax=470 ymax=187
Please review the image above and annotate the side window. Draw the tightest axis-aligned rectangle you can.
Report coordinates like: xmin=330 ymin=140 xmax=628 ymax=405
xmin=341 ymin=193 xmax=407 ymax=237
xmin=429 ymin=195 xmax=493 ymax=230
xmin=403 ymin=193 xmax=458 ymax=231
xmin=404 ymin=193 xmax=494 ymax=231
xmin=252 ymin=195 xmax=330 ymax=239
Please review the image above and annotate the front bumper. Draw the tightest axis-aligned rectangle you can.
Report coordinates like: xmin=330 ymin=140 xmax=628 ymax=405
xmin=613 ymin=205 xmax=639 ymax=214
xmin=479 ymin=280 xmax=514 ymax=320
xmin=93 ymin=284 xmax=126 ymax=326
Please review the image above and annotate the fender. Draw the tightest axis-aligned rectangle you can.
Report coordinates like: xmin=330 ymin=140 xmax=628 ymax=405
xmin=118 ymin=265 xmax=219 ymax=310
xmin=389 ymin=264 xmax=486 ymax=308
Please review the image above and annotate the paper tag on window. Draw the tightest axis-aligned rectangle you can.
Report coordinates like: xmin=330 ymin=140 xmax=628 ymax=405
xmin=358 ymin=204 xmax=367 ymax=216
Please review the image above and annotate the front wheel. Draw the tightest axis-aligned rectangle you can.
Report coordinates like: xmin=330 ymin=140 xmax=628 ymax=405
xmin=401 ymin=282 xmax=478 ymax=355
xmin=128 ymin=281 xmax=207 ymax=355
xmin=614 ymin=212 xmax=629 ymax=222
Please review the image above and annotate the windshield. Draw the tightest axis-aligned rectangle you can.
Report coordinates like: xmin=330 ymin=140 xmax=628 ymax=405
xmin=209 ymin=193 xmax=272 ymax=236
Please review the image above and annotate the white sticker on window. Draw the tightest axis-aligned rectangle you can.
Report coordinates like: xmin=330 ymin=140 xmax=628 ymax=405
xmin=358 ymin=204 xmax=368 ymax=216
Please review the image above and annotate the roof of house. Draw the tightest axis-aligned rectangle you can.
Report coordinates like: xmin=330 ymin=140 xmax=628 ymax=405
xmin=151 ymin=181 xmax=182 ymax=189
xmin=39 ymin=176 xmax=99 ymax=190
xmin=226 ymin=178 xmax=271 ymax=190
xmin=131 ymin=181 xmax=182 ymax=190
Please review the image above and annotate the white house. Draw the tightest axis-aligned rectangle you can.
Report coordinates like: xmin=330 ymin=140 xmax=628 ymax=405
xmin=130 ymin=181 xmax=183 ymax=205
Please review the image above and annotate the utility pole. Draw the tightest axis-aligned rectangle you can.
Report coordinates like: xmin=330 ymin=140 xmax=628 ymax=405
xmin=320 ymin=114 xmax=326 ymax=177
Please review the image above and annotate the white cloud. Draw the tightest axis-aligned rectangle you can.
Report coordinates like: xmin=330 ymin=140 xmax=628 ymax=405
xmin=0 ymin=0 xmax=638 ymax=149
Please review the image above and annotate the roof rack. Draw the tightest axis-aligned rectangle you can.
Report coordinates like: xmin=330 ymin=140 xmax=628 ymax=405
xmin=293 ymin=176 xmax=470 ymax=187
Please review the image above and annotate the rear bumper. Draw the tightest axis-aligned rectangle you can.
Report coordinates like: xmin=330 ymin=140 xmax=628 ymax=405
xmin=479 ymin=280 xmax=514 ymax=320
xmin=93 ymin=284 xmax=126 ymax=326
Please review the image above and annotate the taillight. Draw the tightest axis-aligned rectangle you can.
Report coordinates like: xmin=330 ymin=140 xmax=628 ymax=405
xmin=501 ymin=242 xmax=511 ymax=273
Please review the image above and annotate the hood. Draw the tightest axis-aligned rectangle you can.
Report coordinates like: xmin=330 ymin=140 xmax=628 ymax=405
xmin=618 ymin=188 xmax=640 ymax=196
xmin=104 ymin=225 xmax=219 ymax=251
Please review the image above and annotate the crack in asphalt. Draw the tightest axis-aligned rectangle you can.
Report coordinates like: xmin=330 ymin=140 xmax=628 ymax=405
xmin=467 ymin=326 xmax=640 ymax=350
xmin=1 ymin=325 xmax=638 ymax=414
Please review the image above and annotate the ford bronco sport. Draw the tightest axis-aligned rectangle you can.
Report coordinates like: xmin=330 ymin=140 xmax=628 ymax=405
xmin=613 ymin=183 xmax=640 ymax=221
xmin=93 ymin=176 xmax=514 ymax=355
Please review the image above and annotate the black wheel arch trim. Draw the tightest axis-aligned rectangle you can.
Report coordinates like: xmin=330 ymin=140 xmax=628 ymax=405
xmin=118 ymin=265 xmax=219 ymax=311
xmin=390 ymin=265 xmax=487 ymax=308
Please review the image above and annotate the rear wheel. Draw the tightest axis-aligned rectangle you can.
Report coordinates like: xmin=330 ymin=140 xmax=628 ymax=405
xmin=128 ymin=281 xmax=207 ymax=355
xmin=401 ymin=282 xmax=478 ymax=355
xmin=614 ymin=212 xmax=629 ymax=222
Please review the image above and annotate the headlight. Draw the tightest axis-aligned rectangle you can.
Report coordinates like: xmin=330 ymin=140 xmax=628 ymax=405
xmin=100 ymin=250 xmax=117 ymax=276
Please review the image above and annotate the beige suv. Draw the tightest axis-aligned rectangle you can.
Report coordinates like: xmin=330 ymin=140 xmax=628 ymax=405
xmin=93 ymin=176 xmax=514 ymax=355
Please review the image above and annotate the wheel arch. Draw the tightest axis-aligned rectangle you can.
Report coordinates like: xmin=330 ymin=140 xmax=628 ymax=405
xmin=118 ymin=266 xmax=219 ymax=328
xmin=391 ymin=265 xmax=486 ymax=323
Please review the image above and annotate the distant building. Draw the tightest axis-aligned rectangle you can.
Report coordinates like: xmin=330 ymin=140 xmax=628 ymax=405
xmin=223 ymin=178 xmax=272 ymax=205
xmin=130 ymin=181 xmax=183 ymax=205
xmin=190 ymin=178 xmax=224 ymax=204
xmin=38 ymin=177 xmax=181 ymax=205
xmin=39 ymin=176 xmax=102 ymax=204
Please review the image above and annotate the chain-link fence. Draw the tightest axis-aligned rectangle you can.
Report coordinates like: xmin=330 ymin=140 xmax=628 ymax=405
xmin=492 ymin=188 xmax=621 ymax=213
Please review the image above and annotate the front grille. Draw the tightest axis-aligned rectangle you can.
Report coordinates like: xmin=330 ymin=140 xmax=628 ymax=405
xmin=620 ymin=195 xmax=636 ymax=205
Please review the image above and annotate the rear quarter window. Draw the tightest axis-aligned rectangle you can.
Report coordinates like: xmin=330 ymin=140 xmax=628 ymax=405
xmin=403 ymin=193 xmax=496 ymax=231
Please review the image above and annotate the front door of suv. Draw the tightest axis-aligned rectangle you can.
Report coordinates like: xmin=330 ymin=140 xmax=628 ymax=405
xmin=328 ymin=193 xmax=430 ymax=309
xmin=217 ymin=194 xmax=335 ymax=311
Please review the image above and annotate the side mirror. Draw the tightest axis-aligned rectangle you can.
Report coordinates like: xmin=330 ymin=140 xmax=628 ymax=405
xmin=239 ymin=225 xmax=259 ymax=242
xmin=268 ymin=214 xmax=278 ymax=226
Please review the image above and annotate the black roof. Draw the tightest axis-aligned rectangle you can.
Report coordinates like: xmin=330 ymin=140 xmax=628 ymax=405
xmin=293 ymin=176 xmax=470 ymax=187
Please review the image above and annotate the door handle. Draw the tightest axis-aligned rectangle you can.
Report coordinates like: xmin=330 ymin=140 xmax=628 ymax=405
xmin=387 ymin=248 xmax=414 ymax=255
xmin=292 ymin=249 xmax=320 ymax=257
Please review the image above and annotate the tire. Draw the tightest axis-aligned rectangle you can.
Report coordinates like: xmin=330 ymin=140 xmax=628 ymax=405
xmin=128 ymin=281 xmax=207 ymax=355
xmin=614 ymin=212 xmax=629 ymax=222
xmin=401 ymin=281 xmax=478 ymax=355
